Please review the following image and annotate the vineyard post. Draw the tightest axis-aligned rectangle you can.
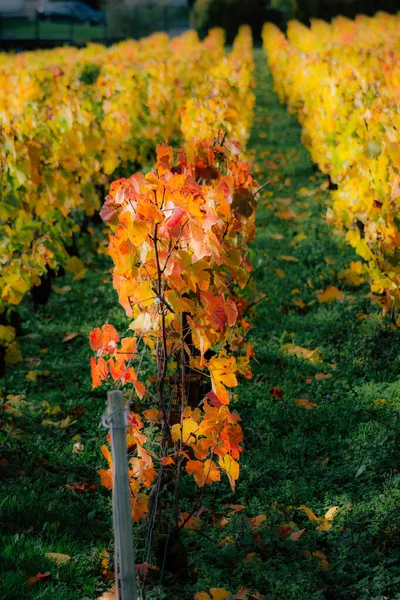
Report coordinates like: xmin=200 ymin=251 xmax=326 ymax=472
xmin=107 ymin=390 xmax=137 ymax=600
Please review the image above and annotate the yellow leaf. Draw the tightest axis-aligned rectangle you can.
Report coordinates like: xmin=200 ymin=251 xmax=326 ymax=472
xmin=25 ymin=370 xmax=37 ymax=381
xmin=103 ymin=150 xmax=119 ymax=175
xmin=282 ymin=344 xmax=322 ymax=364
xmin=171 ymin=417 xmax=199 ymax=444
xmin=279 ymin=255 xmax=299 ymax=262
xmin=210 ymin=589 xmax=231 ymax=600
xmin=65 ymin=257 xmax=87 ymax=281
xmin=275 ymin=268 xmax=286 ymax=278
xmin=298 ymin=505 xmax=319 ymax=521
xmin=53 ymin=285 xmax=72 ymax=294
xmin=218 ymin=454 xmax=239 ymax=491
xmin=324 ymin=506 xmax=339 ymax=520
xmin=316 ymin=286 xmax=344 ymax=303
xmin=194 ymin=594 xmax=211 ymax=600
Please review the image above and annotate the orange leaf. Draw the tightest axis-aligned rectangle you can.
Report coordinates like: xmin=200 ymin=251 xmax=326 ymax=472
xmin=26 ymin=571 xmax=50 ymax=584
xmin=143 ymin=408 xmax=160 ymax=423
xmin=98 ymin=469 xmax=113 ymax=489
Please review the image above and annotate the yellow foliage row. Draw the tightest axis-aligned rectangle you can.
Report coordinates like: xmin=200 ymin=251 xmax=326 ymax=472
xmin=263 ymin=13 xmax=400 ymax=307
xmin=0 ymin=27 xmax=254 ymax=330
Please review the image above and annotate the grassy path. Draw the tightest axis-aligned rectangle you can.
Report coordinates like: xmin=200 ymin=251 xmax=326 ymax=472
xmin=1 ymin=49 xmax=400 ymax=600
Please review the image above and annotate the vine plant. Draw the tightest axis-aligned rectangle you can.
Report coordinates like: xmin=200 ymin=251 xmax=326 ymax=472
xmin=90 ymin=136 xmax=257 ymax=566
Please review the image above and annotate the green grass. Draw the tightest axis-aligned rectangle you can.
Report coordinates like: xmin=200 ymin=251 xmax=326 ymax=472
xmin=1 ymin=49 xmax=400 ymax=599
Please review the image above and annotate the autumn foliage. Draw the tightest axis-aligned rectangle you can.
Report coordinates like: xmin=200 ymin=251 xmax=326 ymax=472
xmin=0 ymin=28 xmax=232 ymax=362
xmin=91 ymin=133 xmax=257 ymax=520
xmin=264 ymin=13 xmax=400 ymax=314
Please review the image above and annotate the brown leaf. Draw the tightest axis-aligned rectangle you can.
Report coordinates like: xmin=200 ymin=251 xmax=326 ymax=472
xmin=136 ymin=561 xmax=159 ymax=578
xmin=295 ymin=399 xmax=319 ymax=409
xmin=315 ymin=373 xmax=332 ymax=381
xmin=66 ymin=482 xmax=96 ymax=494
xmin=25 ymin=357 xmax=41 ymax=367
xmin=270 ymin=387 xmax=284 ymax=399
xmin=223 ymin=504 xmax=245 ymax=513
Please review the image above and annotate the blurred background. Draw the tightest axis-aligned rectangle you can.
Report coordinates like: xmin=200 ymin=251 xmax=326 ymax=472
xmin=0 ymin=0 xmax=399 ymax=50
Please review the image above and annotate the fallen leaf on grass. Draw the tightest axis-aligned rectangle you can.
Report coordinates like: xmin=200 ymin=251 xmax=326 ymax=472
xmin=275 ymin=268 xmax=286 ymax=279
xmin=25 ymin=370 xmax=51 ymax=381
xmin=298 ymin=505 xmax=318 ymax=521
xmin=45 ymin=552 xmax=71 ymax=565
xmin=63 ymin=332 xmax=79 ymax=343
xmin=270 ymin=387 xmax=284 ymax=399
xmin=195 ymin=589 xmax=231 ymax=600
xmin=25 ymin=370 xmax=38 ymax=381
xmin=269 ymin=233 xmax=283 ymax=240
xmin=243 ymin=553 xmax=259 ymax=564
xmin=26 ymin=571 xmax=50 ymax=584
xmin=279 ymin=255 xmax=299 ymax=263
xmin=296 ymin=399 xmax=319 ymax=409
xmin=289 ymin=528 xmax=305 ymax=541
xmin=293 ymin=298 xmax=306 ymax=308
xmin=25 ymin=357 xmax=41 ymax=367
xmin=316 ymin=286 xmax=344 ymax=303
xmin=274 ymin=210 xmax=298 ymax=220
xmin=41 ymin=417 xmax=72 ymax=429
xmin=96 ymin=587 xmax=115 ymax=600
xmin=247 ymin=514 xmax=267 ymax=529
xmin=297 ymin=187 xmax=315 ymax=197
xmin=179 ymin=512 xmax=200 ymax=530
xmin=313 ymin=550 xmax=329 ymax=569
xmin=223 ymin=504 xmax=245 ymax=513
xmin=53 ymin=285 xmax=72 ymax=294
xmin=315 ymin=373 xmax=332 ymax=381
xmin=66 ymin=482 xmax=96 ymax=494
xmin=282 ymin=344 xmax=322 ymax=364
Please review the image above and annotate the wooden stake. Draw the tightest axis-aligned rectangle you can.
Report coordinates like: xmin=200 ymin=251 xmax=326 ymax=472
xmin=107 ymin=390 xmax=137 ymax=600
